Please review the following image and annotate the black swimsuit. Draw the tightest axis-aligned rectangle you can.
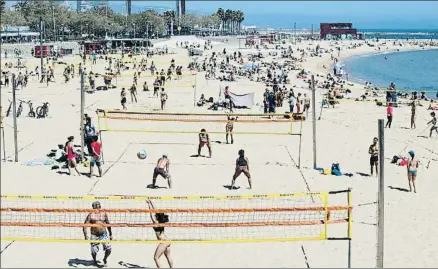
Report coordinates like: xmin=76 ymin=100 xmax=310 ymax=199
xmin=237 ymin=156 xmax=247 ymax=167
xmin=153 ymin=226 xmax=164 ymax=233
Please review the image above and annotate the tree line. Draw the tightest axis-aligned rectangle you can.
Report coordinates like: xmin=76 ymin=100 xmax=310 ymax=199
xmin=0 ymin=0 xmax=245 ymax=40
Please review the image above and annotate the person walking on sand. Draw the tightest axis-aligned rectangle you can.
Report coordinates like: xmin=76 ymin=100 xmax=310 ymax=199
xmin=385 ymin=103 xmax=393 ymax=128
xmin=411 ymin=101 xmax=417 ymax=129
xmin=65 ymin=136 xmax=81 ymax=176
xmin=407 ymin=150 xmax=419 ymax=193
xmin=428 ymin=112 xmax=437 ymax=138
xmin=230 ymin=149 xmax=252 ymax=190
xmin=368 ymin=137 xmax=379 ymax=177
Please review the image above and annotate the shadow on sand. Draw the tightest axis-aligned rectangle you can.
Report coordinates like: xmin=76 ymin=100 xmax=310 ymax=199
xmin=388 ymin=186 xmax=410 ymax=192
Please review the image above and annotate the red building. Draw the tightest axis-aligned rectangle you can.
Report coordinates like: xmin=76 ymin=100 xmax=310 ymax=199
xmin=320 ymin=23 xmax=359 ymax=40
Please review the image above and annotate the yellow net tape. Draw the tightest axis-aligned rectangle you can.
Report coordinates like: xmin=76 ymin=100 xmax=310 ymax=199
xmin=96 ymin=110 xmax=304 ymax=135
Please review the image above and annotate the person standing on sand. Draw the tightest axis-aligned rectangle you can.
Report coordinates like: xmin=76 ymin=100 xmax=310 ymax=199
xmin=83 ymin=201 xmax=113 ymax=267
xmin=90 ymin=136 xmax=103 ymax=178
xmin=385 ymin=103 xmax=393 ymax=128
xmin=120 ymin=88 xmax=127 ymax=110
xmin=428 ymin=112 xmax=437 ymax=138
xmin=288 ymin=92 xmax=296 ymax=113
xmin=226 ymin=116 xmax=238 ymax=144
xmin=303 ymin=93 xmax=311 ymax=118
xmin=230 ymin=149 xmax=252 ymax=190
xmin=160 ymin=88 xmax=168 ymax=110
xmin=152 ymin=154 xmax=171 ymax=189
xmin=411 ymin=101 xmax=417 ymax=129
xmin=407 ymin=150 xmax=419 ymax=193
xmin=65 ymin=136 xmax=81 ymax=176
xmin=146 ymin=200 xmax=173 ymax=268
xmin=368 ymin=137 xmax=379 ymax=177
xmin=198 ymin=129 xmax=212 ymax=158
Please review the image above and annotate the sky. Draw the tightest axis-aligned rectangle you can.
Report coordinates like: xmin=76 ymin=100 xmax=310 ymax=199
xmin=6 ymin=1 xmax=438 ymax=29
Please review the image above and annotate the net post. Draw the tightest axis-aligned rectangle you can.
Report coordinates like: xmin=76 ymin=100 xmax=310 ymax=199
xmin=193 ymin=73 xmax=197 ymax=107
xmin=96 ymin=110 xmax=105 ymax=164
xmin=0 ymin=105 xmax=5 ymax=162
xmin=298 ymin=119 xmax=303 ymax=168
xmin=80 ymin=71 xmax=85 ymax=160
xmin=323 ymin=192 xmax=328 ymax=238
xmin=347 ymin=187 xmax=353 ymax=268
xmin=311 ymin=75 xmax=317 ymax=169
xmin=12 ymin=74 xmax=18 ymax=162
xmin=377 ymin=119 xmax=385 ymax=268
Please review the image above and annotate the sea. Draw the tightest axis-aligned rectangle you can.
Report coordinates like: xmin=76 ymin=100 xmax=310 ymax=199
xmin=342 ymin=49 xmax=438 ymax=98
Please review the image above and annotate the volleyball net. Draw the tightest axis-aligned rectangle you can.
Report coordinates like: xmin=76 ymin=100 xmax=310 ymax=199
xmin=0 ymin=190 xmax=352 ymax=244
xmin=96 ymin=109 xmax=304 ymax=135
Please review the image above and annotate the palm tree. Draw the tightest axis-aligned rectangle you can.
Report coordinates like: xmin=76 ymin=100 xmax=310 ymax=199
xmin=236 ymin=10 xmax=244 ymax=34
xmin=163 ymin=10 xmax=175 ymax=35
xmin=224 ymin=9 xmax=232 ymax=34
xmin=216 ymin=8 xmax=224 ymax=34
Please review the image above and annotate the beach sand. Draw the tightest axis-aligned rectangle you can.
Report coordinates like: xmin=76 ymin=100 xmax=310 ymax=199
xmin=1 ymin=37 xmax=437 ymax=268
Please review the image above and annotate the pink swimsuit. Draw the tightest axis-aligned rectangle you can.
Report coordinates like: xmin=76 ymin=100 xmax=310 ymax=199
xmin=67 ymin=145 xmax=75 ymax=160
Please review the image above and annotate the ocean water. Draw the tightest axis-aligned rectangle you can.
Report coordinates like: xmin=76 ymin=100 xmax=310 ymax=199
xmin=343 ymin=49 xmax=438 ymax=98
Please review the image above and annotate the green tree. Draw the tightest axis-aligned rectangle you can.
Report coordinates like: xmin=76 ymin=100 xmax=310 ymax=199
xmin=216 ymin=8 xmax=224 ymax=33
xmin=0 ymin=0 xmax=6 ymax=14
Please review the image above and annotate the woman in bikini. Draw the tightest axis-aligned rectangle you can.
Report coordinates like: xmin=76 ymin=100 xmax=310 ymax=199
xmin=230 ymin=149 xmax=252 ymax=190
xmin=407 ymin=150 xmax=419 ymax=193
xmin=146 ymin=200 xmax=173 ymax=268
xmin=225 ymin=116 xmax=238 ymax=144
xmin=65 ymin=136 xmax=81 ymax=176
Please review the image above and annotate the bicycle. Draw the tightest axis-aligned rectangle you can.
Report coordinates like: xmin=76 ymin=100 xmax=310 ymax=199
xmin=27 ymin=101 xmax=36 ymax=117
xmin=16 ymin=99 xmax=25 ymax=117
xmin=5 ymin=100 xmax=12 ymax=117
xmin=36 ymin=102 xmax=50 ymax=118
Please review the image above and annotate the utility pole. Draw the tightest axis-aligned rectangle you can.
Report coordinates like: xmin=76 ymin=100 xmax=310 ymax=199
xmin=80 ymin=71 xmax=85 ymax=160
xmin=12 ymin=75 xmax=18 ymax=162
xmin=376 ymin=119 xmax=385 ymax=268
xmin=40 ymin=16 xmax=44 ymax=76
xmin=311 ymin=75 xmax=317 ymax=169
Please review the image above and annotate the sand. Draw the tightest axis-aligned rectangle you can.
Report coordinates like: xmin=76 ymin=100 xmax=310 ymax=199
xmin=1 ymin=36 xmax=437 ymax=268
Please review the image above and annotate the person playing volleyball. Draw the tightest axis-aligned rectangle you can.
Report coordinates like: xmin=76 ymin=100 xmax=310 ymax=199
xmin=226 ymin=116 xmax=238 ymax=144
xmin=198 ymin=129 xmax=212 ymax=158
xmin=230 ymin=149 xmax=252 ymax=190
xmin=147 ymin=200 xmax=173 ymax=268
xmin=152 ymin=154 xmax=172 ymax=189
xmin=83 ymin=201 xmax=113 ymax=267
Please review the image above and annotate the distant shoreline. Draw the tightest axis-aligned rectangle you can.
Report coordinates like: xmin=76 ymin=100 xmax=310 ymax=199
xmin=342 ymin=48 xmax=438 ymax=95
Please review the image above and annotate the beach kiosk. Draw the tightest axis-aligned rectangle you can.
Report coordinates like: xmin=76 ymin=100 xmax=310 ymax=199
xmin=34 ymin=45 xmax=51 ymax=58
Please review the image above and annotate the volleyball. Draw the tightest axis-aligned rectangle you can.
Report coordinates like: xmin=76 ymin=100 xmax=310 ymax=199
xmin=137 ymin=151 xmax=147 ymax=160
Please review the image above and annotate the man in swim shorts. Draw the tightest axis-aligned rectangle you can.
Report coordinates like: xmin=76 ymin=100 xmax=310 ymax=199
xmin=407 ymin=150 xmax=419 ymax=193
xmin=368 ymin=137 xmax=379 ymax=177
xmin=90 ymin=136 xmax=102 ymax=178
xmin=198 ymin=129 xmax=212 ymax=158
xmin=152 ymin=154 xmax=171 ymax=189
xmin=83 ymin=201 xmax=113 ymax=267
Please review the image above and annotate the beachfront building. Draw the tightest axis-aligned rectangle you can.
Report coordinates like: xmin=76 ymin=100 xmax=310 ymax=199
xmin=0 ymin=26 xmax=40 ymax=44
xmin=320 ymin=23 xmax=361 ymax=40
